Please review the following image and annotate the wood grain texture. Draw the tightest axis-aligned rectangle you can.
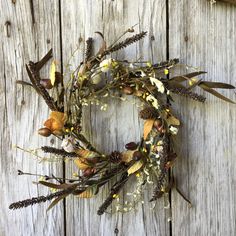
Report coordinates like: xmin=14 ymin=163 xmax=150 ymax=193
xmin=1 ymin=0 xmax=236 ymax=236
xmin=60 ymin=0 xmax=169 ymax=236
xmin=0 ymin=0 xmax=64 ymax=236
xmin=169 ymin=0 xmax=236 ymax=235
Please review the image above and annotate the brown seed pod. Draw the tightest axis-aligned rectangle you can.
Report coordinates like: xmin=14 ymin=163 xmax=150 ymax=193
xmin=132 ymin=151 xmax=143 ymax=161
xmin=38 ymin=127 xmax=52 ymax=137
xmin=125 ymin=142 xmax=138 ymax=150
xmin=40 ymin=79 xmax=53 ymax=89
xmin=122 ymin=86 xmax=133 ymax=95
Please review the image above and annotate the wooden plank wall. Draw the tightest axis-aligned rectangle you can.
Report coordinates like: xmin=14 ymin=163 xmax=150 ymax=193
xmin=0 ymin=0 xmax=235 ymax=235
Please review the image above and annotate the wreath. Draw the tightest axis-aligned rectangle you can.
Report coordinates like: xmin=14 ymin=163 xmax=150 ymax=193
xmin=10 ymin=29 xmax=235 ymax=215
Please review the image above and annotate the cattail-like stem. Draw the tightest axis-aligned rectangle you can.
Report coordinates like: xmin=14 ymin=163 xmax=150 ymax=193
xmin=97 ymin=173 xmax=129 ymax=215
xmin=150 ymin=136 xmax=170 ymax=202
xmin=85 ymin=37 xmax=93 ymax=62
xmin=103 ymin=31 xmax=147 ymax=56
xmin=153 ymin=58 xmax=179 ymax=69
xmin=170 ymin=87 xmax=206 ymax=103
xmin=41 ymin=146 xmax=77 ymax=157
xmin=9 ymin=188 xmax=75 ymax=210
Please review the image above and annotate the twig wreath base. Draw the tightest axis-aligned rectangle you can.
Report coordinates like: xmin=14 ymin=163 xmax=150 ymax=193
xmin=10 ymin=29 xmax=235 ymax=215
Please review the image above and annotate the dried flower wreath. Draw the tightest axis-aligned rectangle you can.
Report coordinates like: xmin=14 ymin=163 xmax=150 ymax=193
xmin=10 ymin=29 xmax=235 ymax=215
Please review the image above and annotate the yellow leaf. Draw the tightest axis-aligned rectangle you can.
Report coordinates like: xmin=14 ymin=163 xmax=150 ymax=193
xmin=74 ymin=158 xmax=90 ymax=170
xmin=128 ymin=160 xmax=143 ymax=175
xmin=77 ymin=189 xmax=93 ymax=198
xmin=143 ymin=119 xmax=155 ymax=140
xmin=75 ymin=149 xmax=97 ymax=159
xmin=121 ymin=150 xmax=135 ymax=163
xmin=50 ymin=60 xmax=57 ymax=86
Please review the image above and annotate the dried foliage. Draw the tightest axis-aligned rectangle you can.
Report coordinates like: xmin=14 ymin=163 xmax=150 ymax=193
xmin=11 ymin=28 xmax=235 ymax=217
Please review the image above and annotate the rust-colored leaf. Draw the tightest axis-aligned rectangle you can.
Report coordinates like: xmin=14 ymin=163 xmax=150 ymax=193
xmin=143 ymin=119 xmax=155 ymax=140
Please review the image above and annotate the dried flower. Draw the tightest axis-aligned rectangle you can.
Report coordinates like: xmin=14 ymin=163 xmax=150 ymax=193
xmin=150 ymin=77 xmax=165 ymax=93
xmin=44 ymin=111 xmax=66 ymax=136
xmin=169 ymin=126 xmax=178 ymax=135
xmin=61 ymin=137 xmax=75 ymax=153
xmin=99 ymin=58 xmax=117 ymax=72
xmin=146 ymin=95 xmax=159 ymax=109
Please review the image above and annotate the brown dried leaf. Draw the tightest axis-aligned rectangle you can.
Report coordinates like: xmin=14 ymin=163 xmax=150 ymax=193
xmin=199 ymin=84 xmax=235 ymax=104
xmin=199 ymin=81 xmax=235 ymax=89
xmin=95 ymin=31 xmax=107 ymax=56
xmin=39 ymin=181 xmax=74 ymax=190
xmin=169 ymin=71 xmax=207 ymax=83
xmin=16 ymin=80 xmax=33 ymax=87
xmin=47 ymin=193 xmax=69 ymax=212
xmin=143 ymin=119 xmax=155 ymax=140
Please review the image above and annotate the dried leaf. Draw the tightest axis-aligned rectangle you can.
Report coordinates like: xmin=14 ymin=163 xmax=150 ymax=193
xmin=163 ymin=111 xmax=180 ymax=126
xmin=199 ymin=84 xmax=235 ymax=104
xmin=199 ymin=81 xmax=235 ymax=89
xmin=77 ymin=189 xmax=93 ymax=198
xmin=169 ymin=71 xmax=207 ymax=83
xmin=95 ymin=31 xmax=106 ymax=56
xmin=16 ymin=80 xmax=33 ymax=87
xmin=75 ymin=149 xmax=96 ymax=159
xmin=167 ymin=115 xmax=180 ymax=126
xmin=128 ymin=160 xmax=143 ymax=175
xmin=35 ymin=48 xmax=53 ymax=71
xmin=143 ymin=119 xmax=155 ymax=140
xmin=47 ymin=193 xmax=69 ymax=212
xmin=50 ymin=60 xmax=57 ymax=86
xmin=121 ymin=150 xmax=135 ymax=163
xmin=74 ymin=158 xmax=91 ymax=170
xmin=39 ymin=181 xmax=73 ymax=189
xmin=167 ymin=81 xmax=186 ymax=89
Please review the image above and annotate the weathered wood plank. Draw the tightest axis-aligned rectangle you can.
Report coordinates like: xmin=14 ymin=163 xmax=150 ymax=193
xmin=169 ymin=1 xmax=236 ymax=235
xmin=0 ymin=1 xmax=64 ymax=235
xmin=61 ymin=0 xmax=169 ymax=235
